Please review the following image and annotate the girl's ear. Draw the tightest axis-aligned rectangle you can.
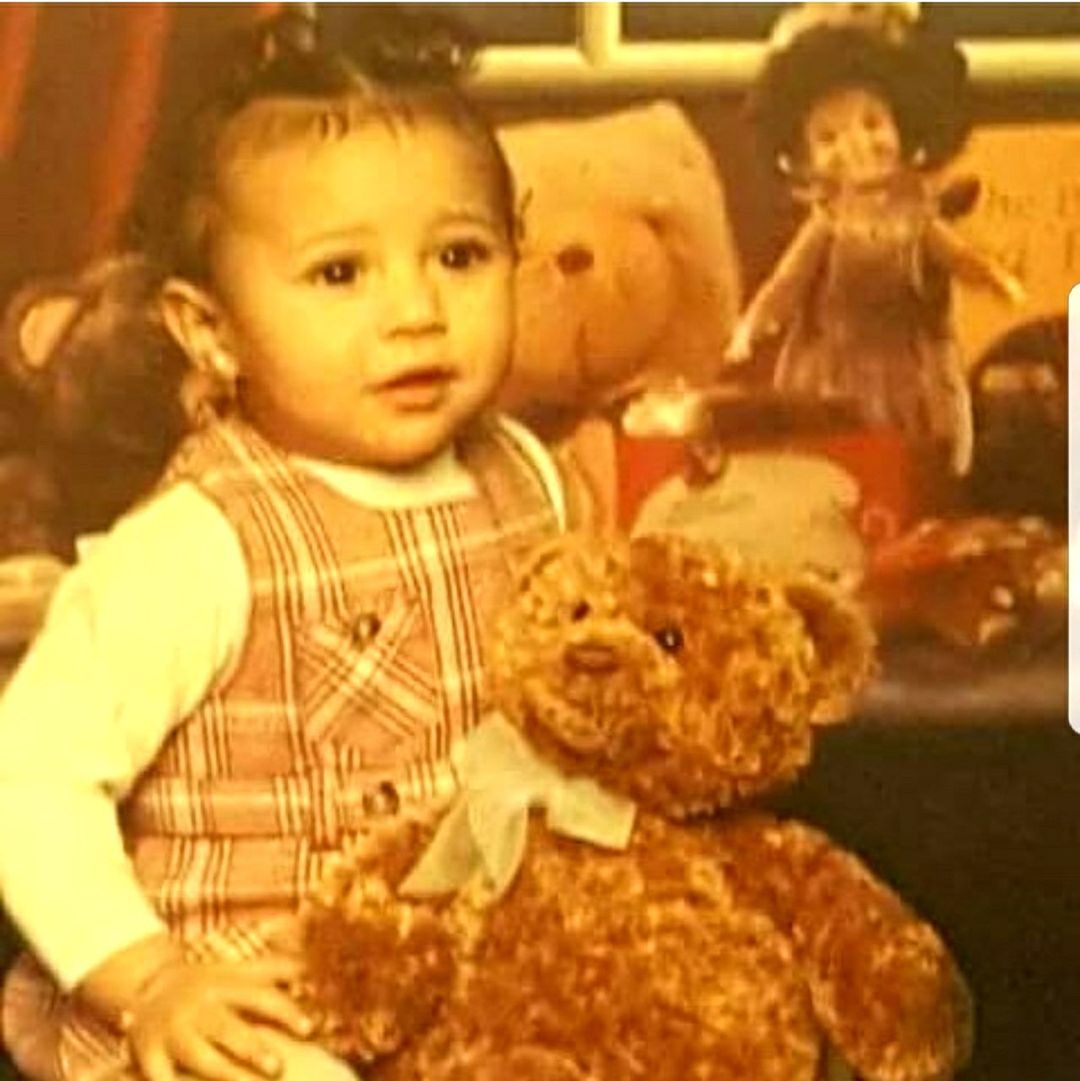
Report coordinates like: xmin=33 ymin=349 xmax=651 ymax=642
xmin=159 ymin=278 xmax=238 ymax=381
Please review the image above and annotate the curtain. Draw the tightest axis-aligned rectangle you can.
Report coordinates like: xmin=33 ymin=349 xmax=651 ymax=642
xmin=0 ymin=3 xmax=278 ymax=304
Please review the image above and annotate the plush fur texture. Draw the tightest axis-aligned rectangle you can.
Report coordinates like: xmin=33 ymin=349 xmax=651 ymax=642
xmin=0 ymin=255 xmax=188 ymax=558
xmin=496 ymin=103 xmax=741 ymax=417
xmin=298 ymin=534 xmax=972 ymax=1081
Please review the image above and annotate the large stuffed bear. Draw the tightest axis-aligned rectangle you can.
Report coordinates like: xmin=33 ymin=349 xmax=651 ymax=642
xmin=296 ymin=533 xmax=972 ymax=1081
xmin=495 ymin=103 xmax=743 ymax=529
xmin=496 ymin=101 xmax=741 ymax=416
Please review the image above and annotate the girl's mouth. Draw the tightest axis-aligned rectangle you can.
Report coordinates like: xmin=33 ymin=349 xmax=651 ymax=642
xmin=379 ymin=367 xmax=456 ymax=410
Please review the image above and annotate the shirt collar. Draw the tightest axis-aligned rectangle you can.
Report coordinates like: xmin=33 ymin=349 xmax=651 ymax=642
xmin=289 ymin=445 xmax=478 ymax=508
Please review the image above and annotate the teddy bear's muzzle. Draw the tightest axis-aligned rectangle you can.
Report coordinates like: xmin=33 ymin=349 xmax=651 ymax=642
xmin=564 ymin=640 xmax=620 ymax=674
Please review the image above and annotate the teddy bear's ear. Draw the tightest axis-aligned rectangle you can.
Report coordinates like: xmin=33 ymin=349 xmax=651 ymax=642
xmin=784 ymin=577 xmax=878 ymax=726
xmin=512 ymin=534 xmax=580 ymax=593
xmin=7 ymin=288 xmax=83 ymax=374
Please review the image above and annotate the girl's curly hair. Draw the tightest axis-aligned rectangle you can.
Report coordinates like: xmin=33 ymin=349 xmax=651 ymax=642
xmin=125 ymin=5 xmax=510 ymax=284
xmin=749 ymin=23 xmax=970 ymax=172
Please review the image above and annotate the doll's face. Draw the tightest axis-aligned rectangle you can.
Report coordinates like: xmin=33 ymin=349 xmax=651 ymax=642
xmin=803 ymin=85 xmax=901 ymax=186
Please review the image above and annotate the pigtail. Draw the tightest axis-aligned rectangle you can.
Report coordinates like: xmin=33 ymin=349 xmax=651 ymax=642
xmin=318 ymin=4 xmax=478 ymax=86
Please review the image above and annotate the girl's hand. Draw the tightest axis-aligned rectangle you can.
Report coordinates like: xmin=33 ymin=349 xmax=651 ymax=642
xmin=122 ymin=954 xmax=314 ymax=1081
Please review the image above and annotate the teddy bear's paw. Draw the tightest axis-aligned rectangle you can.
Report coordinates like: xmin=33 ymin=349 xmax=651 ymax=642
xmin=422 ymin=1045 xmax=592 ymax=1081
xmin=298 ymin=884 xmax=456 ymax=1063
xmin=814 ymin=923 xmax=973 ymax=1081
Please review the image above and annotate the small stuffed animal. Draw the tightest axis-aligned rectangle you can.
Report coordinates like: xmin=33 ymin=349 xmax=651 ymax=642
xmin=863 ymin=515 xmax=1067 ymax=651
xmin=0 ymin=254 xmax=189 ymax=559
xmin=296 ymin=534 xmax=972 ymax=1081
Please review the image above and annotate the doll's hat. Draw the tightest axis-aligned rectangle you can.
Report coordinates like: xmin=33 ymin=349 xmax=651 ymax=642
xmin=749 ymin=3 xmax=970 ymax=171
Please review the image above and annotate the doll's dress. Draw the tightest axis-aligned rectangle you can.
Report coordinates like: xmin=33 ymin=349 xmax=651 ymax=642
xmin=771 ymin=173 xmax=967 ymax=455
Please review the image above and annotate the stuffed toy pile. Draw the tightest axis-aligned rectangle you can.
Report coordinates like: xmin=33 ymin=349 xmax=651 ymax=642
xmin=296 ymin=533 xmax=972 ymax=1081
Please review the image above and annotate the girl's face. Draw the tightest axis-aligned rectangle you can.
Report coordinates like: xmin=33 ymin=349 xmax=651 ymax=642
xmin=803 ymin=85 xmax=901 ymax=186
xmin=198 ymin=111 xmax=514 ymax=468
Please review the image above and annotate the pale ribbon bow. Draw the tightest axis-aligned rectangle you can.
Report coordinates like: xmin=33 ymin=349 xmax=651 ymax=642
xmin=399 ymin=713 xmax=636 ymax=900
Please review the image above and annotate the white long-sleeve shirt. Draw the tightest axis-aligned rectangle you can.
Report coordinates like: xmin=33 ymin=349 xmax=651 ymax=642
xmin=0 ymin=425 xmax=563 ymax=990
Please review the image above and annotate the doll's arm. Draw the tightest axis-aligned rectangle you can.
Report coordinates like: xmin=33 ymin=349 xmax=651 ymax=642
xmin=924 ymin=218 xmax=1026 ymax=304
xmin=719 ymin=816 xmax=972 ymax=1081
xmin=727 ymin=213 xmax=831 ymax=363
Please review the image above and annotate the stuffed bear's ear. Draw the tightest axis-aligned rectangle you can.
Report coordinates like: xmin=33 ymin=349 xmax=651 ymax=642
xmin=512 ymin=534 xmax=579 ymax=593
xmin=784 ymin=577 xmax=878 ymax=726
xmin=6 ymin=287 xmax=84 ymax=375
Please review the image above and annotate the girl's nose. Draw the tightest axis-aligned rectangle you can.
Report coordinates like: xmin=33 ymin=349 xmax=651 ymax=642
xmin=378 ymin=262 xmax=445 ymax=337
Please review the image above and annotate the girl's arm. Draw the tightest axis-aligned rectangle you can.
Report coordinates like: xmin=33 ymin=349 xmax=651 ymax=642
xmin=0 ymin=487 xmax=323 ymax=1081
xmin=727 ymin=211 xmax=831 ymax=363
xmin=924 ymin=217 xmax=1027 ymax=303
xmin=0 ymin=482 xmax=248 ymax=989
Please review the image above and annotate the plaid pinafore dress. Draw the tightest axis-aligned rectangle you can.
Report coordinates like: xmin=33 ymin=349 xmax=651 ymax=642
xmin=2 ymin=414 xmax=562 ymax=1081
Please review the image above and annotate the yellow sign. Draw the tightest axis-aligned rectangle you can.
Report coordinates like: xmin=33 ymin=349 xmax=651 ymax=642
xmin=951 ymin=122 xmax=1080 ymax=365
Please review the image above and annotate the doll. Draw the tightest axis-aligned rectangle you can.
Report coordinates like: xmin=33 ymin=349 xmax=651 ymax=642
xmin=729 ymin=4 xmax=1025 ymax=478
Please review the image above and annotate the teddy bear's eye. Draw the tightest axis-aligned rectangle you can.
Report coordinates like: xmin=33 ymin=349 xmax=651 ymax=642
xmin=654 ymin=625 xmax=684 ymax=654
xmin=571 ymin=601 xmax=591 ymax=622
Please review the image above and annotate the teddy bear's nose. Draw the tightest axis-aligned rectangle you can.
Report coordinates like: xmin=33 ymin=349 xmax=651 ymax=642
xmin=565 ymin=641 xmax=619 ymax=674
xmin=555 ymin=243 xmax=595 ymax=276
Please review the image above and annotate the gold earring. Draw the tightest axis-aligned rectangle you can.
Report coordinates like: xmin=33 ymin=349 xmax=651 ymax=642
xmin=206 ymin=345 xmax=239 ymax=383
xmin=182 ymin=354 xmax=238 ymax=428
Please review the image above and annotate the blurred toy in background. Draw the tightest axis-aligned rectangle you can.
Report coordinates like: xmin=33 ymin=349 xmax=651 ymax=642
xmin=0 ymin=254 xmax=189 ymax=561
xmin=863 ymin=515 xmax=1067 ymax=653
xmin=965 ymin=314 xmax=1067 ymax=525
xmin=861 ymin=312 xmax=1069 ymax=656
xmin=498 ymin=100 xmax=741 ymax=419
xmin=0 ymin=257 xmax=189 ymax=657
xmin=624 ymin=382 xmax=868 ymax=586
xmin=730 ymin=2 xmax=1025 ymax=481
xmin=494 ymin=102 xmax=743 ymax=529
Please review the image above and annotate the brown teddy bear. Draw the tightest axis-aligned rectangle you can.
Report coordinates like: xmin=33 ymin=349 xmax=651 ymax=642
xmin=296 ymin=533 xmax=972 ymax=1081
xmin=0 ymin=254 xmax=189 ymax=560
xmin=0 ymin=256 xmax=190 ymax=658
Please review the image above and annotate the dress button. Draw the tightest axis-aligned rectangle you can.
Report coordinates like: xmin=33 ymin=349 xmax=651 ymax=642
xmin=372 ymin=781 xmax=400 ymax=815
xmin=350 ymin=611 xmax=382 ymax=647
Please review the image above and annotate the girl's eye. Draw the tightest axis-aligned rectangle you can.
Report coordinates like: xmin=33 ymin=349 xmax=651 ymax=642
xmin=312 ymin=258 xmax=362 ymax=286
xmin=439 ymin=240 xmax=491 ymax=271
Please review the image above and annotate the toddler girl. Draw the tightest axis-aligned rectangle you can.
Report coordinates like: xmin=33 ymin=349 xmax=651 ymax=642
xmin=0 ymin=11 xmax=568 ymax=1081
xmin=729 ymin=3 xmax=1025 ymax=479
